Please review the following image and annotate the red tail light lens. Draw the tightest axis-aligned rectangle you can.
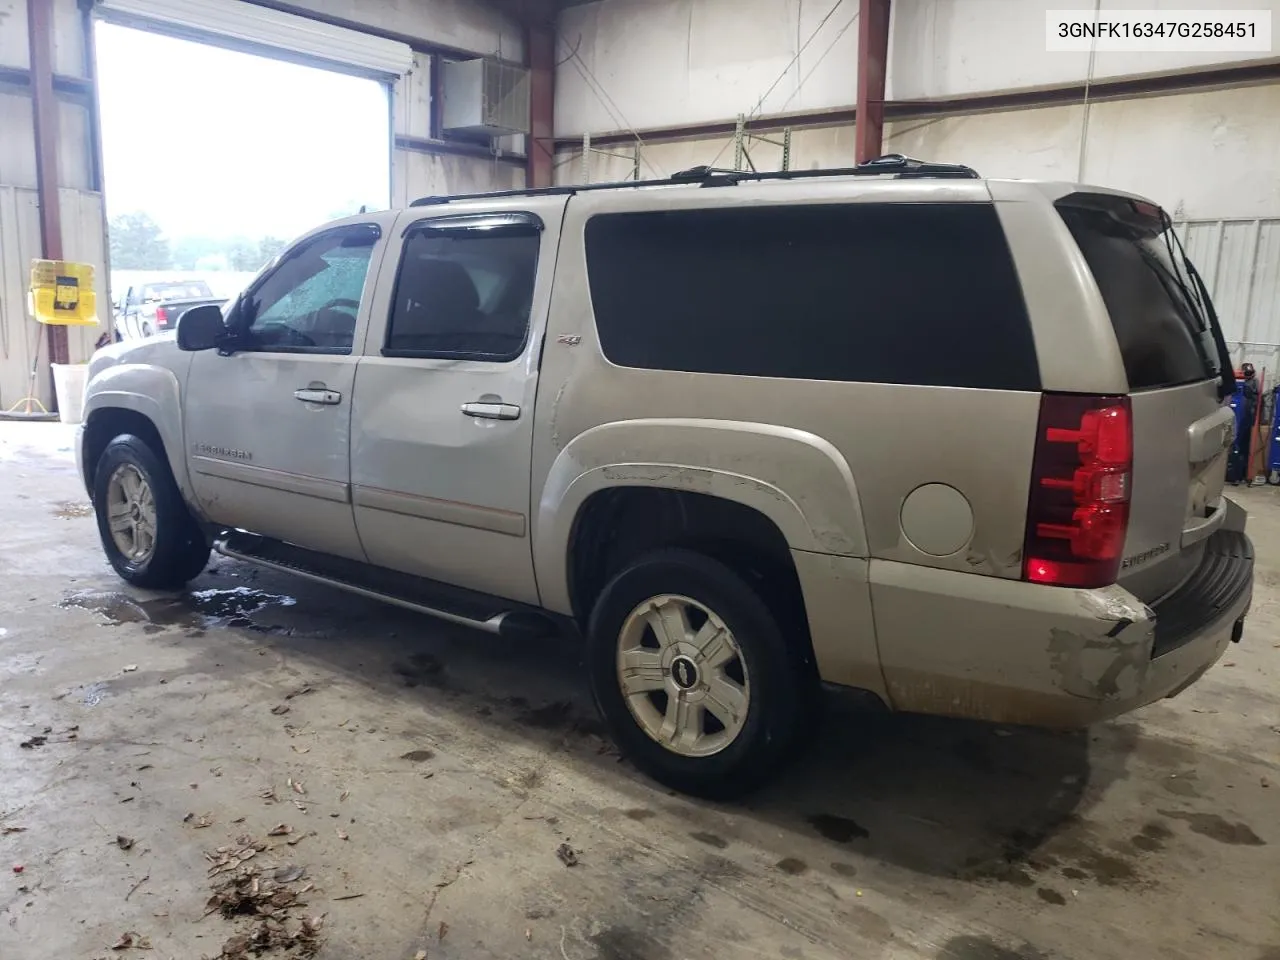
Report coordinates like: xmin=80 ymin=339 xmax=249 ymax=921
xmin=1023 ymin=394 xmax=1132 ymax=588
xmin=155 ymin=306 xmax=170 ymax=328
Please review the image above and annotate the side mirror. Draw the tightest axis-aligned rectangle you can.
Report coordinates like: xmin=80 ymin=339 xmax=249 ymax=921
xmin=176 ymin=304 xmax=229 ymax=352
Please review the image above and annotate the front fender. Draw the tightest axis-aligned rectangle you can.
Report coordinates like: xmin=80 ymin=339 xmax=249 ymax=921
xmin=533 ymin=418 xmax=867 ymax=614
xmin=83 ymin=364 xmax=194 ymax=505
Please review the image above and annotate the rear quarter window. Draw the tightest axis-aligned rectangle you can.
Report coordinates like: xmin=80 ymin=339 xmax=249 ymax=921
xmin=583 ymin=202 xmax=1040 ymax=391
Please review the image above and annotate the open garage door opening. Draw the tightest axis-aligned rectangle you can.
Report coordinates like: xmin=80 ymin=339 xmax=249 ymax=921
xmin=95 ymin=20 xmax=392 ymax=340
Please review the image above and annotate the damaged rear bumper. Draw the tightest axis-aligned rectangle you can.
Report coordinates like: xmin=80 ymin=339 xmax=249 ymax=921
xmin=869 ymin=528 xmax=1253 ymax=728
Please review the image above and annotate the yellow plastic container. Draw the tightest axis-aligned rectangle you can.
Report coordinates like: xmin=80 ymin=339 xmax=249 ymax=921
xmin=29 ymin=259 xmax=98 ymax=326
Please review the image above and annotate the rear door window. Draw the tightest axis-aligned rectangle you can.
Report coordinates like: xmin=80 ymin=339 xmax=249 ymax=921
xmin=584 ymin=202 xmax=1039 ymax=391
xmin=1057 ymin=203 xmax=1220 ymax=391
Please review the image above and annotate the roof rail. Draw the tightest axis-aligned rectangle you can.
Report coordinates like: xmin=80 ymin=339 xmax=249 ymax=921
xmin=407 ymin=154 xmax=979 ymax=207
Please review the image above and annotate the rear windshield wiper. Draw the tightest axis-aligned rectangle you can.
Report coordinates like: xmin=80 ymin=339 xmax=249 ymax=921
xmin=1182 ymin=258 xmax=1237 ymax=401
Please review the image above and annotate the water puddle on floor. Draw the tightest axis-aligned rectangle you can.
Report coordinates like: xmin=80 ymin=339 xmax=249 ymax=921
xmin=51 ymin=500 xmax=94 ymax=519
xmin=60 ymin=586 xmax=298 ymax=631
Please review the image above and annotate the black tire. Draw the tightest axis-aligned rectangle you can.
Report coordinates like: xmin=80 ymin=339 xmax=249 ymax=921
xmin=93 ymin=434 xmax=209 ymax=589
xmin=587 ymin=548 xmax=811 ymax=799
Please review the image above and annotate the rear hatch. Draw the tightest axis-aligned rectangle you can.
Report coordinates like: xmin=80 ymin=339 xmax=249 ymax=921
xmin=1056 ymin=194 xmax=1235 ymax=604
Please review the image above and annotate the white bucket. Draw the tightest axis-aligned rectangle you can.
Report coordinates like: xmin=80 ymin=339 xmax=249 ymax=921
xmin=51 ymin=362 xmax=89 ymax=425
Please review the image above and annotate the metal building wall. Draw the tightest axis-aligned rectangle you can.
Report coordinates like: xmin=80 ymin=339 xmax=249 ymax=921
xmin=0 ymin=0 xmax=106 ymax=413
xmin=1178 ymin=218 xmax=1280 ymax=375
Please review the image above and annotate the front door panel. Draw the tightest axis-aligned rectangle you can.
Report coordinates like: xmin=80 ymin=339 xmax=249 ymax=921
xmin=183 ymin=218 xmax=392 ymax=561
xmin=186 ymin=351 xmax=363 ymax=559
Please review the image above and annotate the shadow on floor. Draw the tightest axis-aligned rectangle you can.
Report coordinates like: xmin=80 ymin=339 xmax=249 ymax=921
xmin=72 ymin=556 xmax=1140 ymax=890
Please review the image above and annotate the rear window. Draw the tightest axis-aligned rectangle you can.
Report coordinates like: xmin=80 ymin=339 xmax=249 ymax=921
xmin=1057 ymin=203 xmax=1220 ymax=391
xmin=584 ymin=202 xmax=1040 ymax=391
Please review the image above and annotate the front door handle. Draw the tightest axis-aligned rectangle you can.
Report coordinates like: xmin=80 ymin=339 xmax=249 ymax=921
xmin=294 ymin=387 xmax=342 ymax=405
xmin=461 ymin=401 xmax=521 ymax=420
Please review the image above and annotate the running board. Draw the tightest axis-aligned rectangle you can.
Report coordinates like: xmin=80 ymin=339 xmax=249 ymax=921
xmin=212 ymin=532 xmax=557 ymax=640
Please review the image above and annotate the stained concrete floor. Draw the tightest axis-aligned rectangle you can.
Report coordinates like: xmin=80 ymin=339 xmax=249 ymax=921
xmin=0 ymin=422 xmax=1277 ymax=960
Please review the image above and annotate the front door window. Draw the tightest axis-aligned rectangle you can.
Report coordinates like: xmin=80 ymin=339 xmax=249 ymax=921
xmin=239 ymin=224 xmax=380 ymax=355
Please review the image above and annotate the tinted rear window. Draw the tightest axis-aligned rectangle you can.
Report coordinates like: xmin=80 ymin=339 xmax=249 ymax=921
xmin=584 ymin=203 xmax=1039 ymax=391
xmin=1057 ymin=204 xmax=1219 ymax=391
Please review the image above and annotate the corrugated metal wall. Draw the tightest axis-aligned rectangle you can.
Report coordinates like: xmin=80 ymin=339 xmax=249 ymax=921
xmin=1176 ymin=217 xmax=1280 ymax=376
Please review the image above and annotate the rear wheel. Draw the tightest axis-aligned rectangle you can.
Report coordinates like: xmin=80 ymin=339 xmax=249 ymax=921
xmin=587 ymin=548 xmax=810 ymax=798
xmin=93 ymin=434 xmax=209 ymax=589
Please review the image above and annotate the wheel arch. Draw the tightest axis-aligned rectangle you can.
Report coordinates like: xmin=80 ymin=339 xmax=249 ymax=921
xmin=81 ymin=366 xmax=192 ymax=507
xmin=534 ymin=419 xmax=868 ymax=619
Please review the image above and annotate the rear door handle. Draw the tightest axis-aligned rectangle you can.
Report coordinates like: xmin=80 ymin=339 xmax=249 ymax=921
xmin=461 ymin=401 xmax=521 ymax=420
xmin=294 ymin=387 xmax=342 ymax=405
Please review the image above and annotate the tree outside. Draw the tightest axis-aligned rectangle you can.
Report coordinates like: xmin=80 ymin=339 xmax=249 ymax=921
xmin=109 ymin=211 xmax=173 ymax=269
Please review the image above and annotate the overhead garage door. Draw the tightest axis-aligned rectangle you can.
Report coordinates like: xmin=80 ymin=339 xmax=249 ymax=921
xmin=96 ymin=0 xmax=414 ymax=79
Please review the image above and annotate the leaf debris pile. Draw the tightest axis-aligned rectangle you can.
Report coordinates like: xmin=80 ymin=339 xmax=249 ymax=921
xmin=204 ymin=834 xmax=324 ymax=959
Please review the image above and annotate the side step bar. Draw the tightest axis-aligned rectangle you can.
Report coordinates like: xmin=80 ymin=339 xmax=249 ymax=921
xmin=213 ymin=532 xmax=558 ymax=640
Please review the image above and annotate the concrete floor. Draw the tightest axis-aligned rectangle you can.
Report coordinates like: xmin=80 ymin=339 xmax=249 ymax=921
xmin=0 ymin=422 xmax=1277 ymax=960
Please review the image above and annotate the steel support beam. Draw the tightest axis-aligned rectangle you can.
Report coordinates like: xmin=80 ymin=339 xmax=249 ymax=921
xmin=855 ymin=0 xmax=891 ymax=164
xmin=553 ymin=60 xmax=1280 ymax=152
xmin=525 ymin=21 xmax=555 ymax=188
xmin=27 ymin=0 xmax=70 ymax=369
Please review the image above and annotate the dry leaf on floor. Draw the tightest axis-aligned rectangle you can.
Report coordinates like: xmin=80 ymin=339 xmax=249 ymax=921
xmin=273 ymin=864 xmax=306 ymax=883
xmin=271 ymin=705 xmax=291 ymax=716
xmin=292 ymin=800 xmax=308 ymax=813
xmin=289 ymin=779 xmax=306 ymax=796
xmin=339 ymin=790 xmax=350 ymax=802
xmin=116 ymin=835 xmax=135 ymax=851
xmin=336 ymin=830 xmax=348 ymax=841
xmin=526 ymin=928 xmax=532 ymax=941
xmin=109 ymin=930 xmax=150 ymax=950
xmin=193 ymin=815 xmax=213 ymax=829
xmin=286 ymin=685 xmax=315 ymax=700
xmin=122 ymin=665 xmax=138 ymax=673
xmin=267 ymin=824 xmax=292 ymax=837
xmin=437 ymin=921 xmax=448 ymax=941
xmin=555 ymin=843 xmax=579 ymax=867
xmin=2 ymin=826 xmax=26 ymax=835
xmin=292 ymin=745 xmax=310 ymax=754
xmin=414 ymin=951 xmax=427 ymax=960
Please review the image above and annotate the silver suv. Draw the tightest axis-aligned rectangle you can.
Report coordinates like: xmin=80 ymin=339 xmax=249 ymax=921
xmin=77 ymin=156 xmax=1253 ymax=798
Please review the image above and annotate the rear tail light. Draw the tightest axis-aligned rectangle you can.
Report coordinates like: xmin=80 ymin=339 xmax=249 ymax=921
xmin=155 ymin=306 xmax=170 ymax=328
xmin=1023 ymin=394 xmax=1132 ymax=588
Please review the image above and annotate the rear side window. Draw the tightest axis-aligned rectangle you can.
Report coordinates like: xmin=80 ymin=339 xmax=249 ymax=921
xmin=385 ymin=220 xmax=540 ymax=362
xmin=1057 ymin=204 xmax=1219 ymax=391
xmin=584 ymin=202 xmax=1039 ymax=391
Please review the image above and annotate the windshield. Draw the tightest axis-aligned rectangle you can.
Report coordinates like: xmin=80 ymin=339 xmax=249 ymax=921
xmin=1057 ymin=201 xmax=1222 ymax=391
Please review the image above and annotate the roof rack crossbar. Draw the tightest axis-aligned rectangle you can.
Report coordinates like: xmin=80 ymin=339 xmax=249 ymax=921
xmin=407 ymin=154 xmax=979 ymax=207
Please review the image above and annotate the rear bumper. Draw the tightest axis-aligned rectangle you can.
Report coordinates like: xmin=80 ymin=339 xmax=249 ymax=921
xmin=864 ymin=528 xmax=1253 ymax=727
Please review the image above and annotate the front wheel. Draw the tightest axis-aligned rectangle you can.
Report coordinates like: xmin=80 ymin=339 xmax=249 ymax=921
xmin=587 ymin=548 xmax=811 ymax=799
xmin=93 ymin=434 xmax=210 ymax=589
